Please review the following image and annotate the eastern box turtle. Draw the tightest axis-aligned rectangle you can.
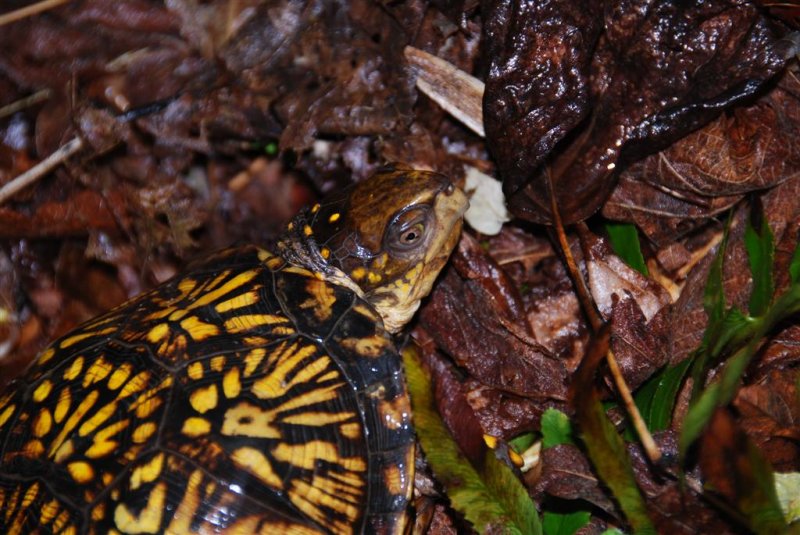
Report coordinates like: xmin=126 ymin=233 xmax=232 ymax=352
xmin=0 ymin=166 xmax=468 ymax=534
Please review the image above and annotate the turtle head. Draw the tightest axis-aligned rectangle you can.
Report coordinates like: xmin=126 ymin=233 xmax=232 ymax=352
xmin=277 ymin=165 xmax=468 ymax=332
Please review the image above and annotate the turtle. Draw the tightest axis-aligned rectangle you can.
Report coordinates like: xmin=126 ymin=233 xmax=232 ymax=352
xmin=0 ymin=165 xmax=468 ymax=535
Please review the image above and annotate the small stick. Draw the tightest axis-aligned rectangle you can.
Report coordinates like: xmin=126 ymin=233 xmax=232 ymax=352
xmin=0 ymin=137 xmax=83 ymax=205
xmin=0 ymin=0 xmax=71 ymax=26
xmin=0 ymin=89 xmax=52 ymax=120
xmin=548 ymin=174 xmax=662 ymax=465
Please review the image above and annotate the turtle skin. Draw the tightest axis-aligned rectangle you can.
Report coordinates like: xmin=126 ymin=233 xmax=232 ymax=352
xmin=0 ymin=245 xmax=414 ymax=535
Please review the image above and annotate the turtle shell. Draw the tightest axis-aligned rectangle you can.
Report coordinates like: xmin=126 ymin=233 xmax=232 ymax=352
xmin=0 ymin=245 xmax=414 ymax=534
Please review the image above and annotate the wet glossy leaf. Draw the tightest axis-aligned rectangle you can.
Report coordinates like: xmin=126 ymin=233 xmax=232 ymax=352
xmin=483 ymin=0 xmax=790 ymax=224
xmin=603 ymin=74 xmax=800 ymax=244
xmin=404 ymin=346 xmax=542 ymax=535
xmin=605 ymin=222 xmax=648 ymax=276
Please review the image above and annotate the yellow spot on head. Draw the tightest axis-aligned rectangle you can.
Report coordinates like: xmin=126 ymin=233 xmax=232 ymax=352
xmin=303 ymin=225 xmax=313 ymax=236
xmin=367 ymin=271 xmax=382 ymax=285
xmin=351 ymin=267 xmax=367 ymax=281
xmin=320 ymin=247 xmax=330 ymax=259
xmin=189 ymin=384 xmax=218 ymax=414
xmin=328 ymin=212 xmax=340 ymax=223
xmin=287 ymin=222 xmax=294 ymax=231
xmin=67 ymin=461 xmax=94 ymax=484
xmin=311 ymin=203 xmax=321 ymax=213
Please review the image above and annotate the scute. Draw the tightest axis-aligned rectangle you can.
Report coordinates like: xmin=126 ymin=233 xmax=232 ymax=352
xmin=0 ymin=245 xmax=414 ymax=534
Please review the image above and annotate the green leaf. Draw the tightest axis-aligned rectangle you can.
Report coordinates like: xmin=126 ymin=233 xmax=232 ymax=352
xmin=510 ymin=432 xmax=537 ymax=453
xmin=605 ymin=223 xmax=648 ymax=276
xmin=572 ymin=327 xmax=655 ymax=534
xmin=404 ymin=347 xmax=542 ymax=535
xmin=543 ymin=510 xmax=591 ymax=535
xmin=681 ymin=284 xmax=800 ymax=456
xmin=744 ymin=204 xmax=775 ymax=316
xmin=541 ymin=409 xmax=575 ymax=448
xmin=633 ymin=359 xmax=692 ymax=432
xmin=790 ymin=239 xmax=800 ymax=285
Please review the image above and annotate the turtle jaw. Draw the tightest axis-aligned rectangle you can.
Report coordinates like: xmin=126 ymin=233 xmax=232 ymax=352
xmin=370 ymin=185 xmax=469 ymax=333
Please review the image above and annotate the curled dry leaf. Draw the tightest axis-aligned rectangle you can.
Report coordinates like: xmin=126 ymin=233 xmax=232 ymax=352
xmin=483 ymin=0 xmax=791 ymax=224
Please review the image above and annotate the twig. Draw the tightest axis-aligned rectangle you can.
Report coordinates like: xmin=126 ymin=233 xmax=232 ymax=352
xmin=0 ymin=89 xmax=52 ymax=120
xmin=0 ymin=137 xmax=84 ymax=205
xmin=0 ymin=0 xmax=71 ymax=26
xmin=548 ymin=172 xmax=662 ymax=465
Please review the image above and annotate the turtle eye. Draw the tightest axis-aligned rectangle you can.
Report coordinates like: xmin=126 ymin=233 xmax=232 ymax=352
xmin=386 ymin=207 xmax=431 ymax=253
xmin=400 ymin=224 xmax=424 ymax=245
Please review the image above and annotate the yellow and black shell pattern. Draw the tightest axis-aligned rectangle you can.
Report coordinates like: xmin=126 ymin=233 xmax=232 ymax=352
xmin=0 ymin=245 xmax=414 ymax=534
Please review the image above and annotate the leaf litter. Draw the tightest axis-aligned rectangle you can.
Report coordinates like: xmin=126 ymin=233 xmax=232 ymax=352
xmin=1 ymin=1 xmax=800 ymax=533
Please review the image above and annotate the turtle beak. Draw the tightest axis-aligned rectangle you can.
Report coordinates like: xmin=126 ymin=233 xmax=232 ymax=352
xmin=424 ymin=183 xmax=469 ymax=265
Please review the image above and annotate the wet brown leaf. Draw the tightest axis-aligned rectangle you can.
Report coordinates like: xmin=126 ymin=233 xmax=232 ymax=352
xmin=483 ymin=0 xmax=790 ymax=224
xmin=419 ymin=233 xmax=568 ymax=399
xmin=604 ymin=72 xmax=800 ymax=244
